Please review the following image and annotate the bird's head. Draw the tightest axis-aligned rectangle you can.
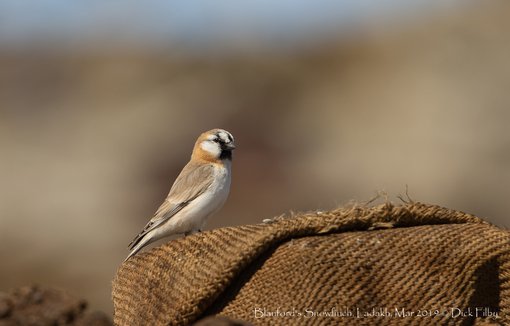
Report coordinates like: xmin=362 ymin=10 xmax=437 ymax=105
xmin=193 ymin=129 xmax=236 ymax=162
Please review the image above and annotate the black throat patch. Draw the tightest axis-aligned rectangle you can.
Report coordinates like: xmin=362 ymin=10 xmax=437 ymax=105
xmin=220 ymin=149 xmax=232 ymax=160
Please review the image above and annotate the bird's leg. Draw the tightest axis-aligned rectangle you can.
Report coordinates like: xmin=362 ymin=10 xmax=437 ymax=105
xmin=184 ymin=230 xmax=201 ymax=237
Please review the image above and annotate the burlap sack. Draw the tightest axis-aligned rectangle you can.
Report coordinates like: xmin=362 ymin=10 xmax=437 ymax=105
xmin=112 ymin=202 xmax=510 ymax=325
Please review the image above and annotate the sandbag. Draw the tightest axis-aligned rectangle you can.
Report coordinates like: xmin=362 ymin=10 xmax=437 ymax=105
xmin=112 ymin=202 xmax=510 ymax=325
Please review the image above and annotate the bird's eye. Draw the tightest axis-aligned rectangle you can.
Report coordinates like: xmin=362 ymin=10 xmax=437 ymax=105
xmin=213 ymin=138 xmax=220 ymax=143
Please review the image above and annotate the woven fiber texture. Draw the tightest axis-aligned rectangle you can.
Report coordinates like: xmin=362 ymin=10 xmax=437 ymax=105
xmin=112 ymin=202 xmax=510 ymax=326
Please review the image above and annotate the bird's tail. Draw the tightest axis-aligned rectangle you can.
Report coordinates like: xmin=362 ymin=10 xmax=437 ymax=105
xmin=124 ymin=233 xmax=154 ymax=262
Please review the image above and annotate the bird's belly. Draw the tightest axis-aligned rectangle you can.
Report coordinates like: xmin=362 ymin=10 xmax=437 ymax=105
xmin=160 ymin=166 xmax=231 ymax=234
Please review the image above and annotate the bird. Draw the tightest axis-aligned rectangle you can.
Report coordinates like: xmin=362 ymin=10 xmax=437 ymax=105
xmin=125 ymin=128 xmax=235 ymax=261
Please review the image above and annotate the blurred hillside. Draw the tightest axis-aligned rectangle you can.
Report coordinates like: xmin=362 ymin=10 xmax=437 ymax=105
xmin=0 ymin=1 xmax=509 ymax=314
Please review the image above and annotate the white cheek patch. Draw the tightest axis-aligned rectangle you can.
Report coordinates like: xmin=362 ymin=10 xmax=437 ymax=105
xmin=201 ymin=141 xmax=221 ymax=157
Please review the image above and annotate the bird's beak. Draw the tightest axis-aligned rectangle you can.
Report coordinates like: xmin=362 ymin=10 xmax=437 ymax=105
xmin=223 ymin=142 xmax=236 ymax=150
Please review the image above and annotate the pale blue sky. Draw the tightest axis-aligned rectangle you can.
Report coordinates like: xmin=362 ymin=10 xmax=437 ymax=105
xmin=0 ymin=0 xmax=468 ymax=50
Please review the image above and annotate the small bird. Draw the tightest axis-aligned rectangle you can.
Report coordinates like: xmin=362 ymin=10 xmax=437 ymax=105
xmin=125 ymin=129 xmax=235 ymax=261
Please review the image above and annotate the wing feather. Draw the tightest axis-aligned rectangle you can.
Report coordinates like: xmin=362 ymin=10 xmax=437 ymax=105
xmin=128 ymin=162 xmax=215 ymax=250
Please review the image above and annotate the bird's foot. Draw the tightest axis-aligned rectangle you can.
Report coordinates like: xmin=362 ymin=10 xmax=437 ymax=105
xmin=184 ymin=229 xmax=201 ymax=236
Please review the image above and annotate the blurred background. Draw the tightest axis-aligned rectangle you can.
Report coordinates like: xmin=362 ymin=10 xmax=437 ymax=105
xmin=0 ymin=0 xmax=509 ymax=315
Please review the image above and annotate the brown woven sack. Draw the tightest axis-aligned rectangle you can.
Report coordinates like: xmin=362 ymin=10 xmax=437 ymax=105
xmin=112 ymin=202 xmax=510 ymax=325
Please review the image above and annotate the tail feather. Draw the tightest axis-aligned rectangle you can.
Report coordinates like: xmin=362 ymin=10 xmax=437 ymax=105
xmin=127 ymin=232 xmax=144 ymax=251
xmin=124 ymin=233 xmax=154 ymax=262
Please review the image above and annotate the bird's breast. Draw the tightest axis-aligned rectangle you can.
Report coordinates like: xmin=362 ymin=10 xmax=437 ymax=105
xmin=209 ymin=163 xmax=231 ymax=206
xmin=161 ymin=163 xmax=231 ymax=233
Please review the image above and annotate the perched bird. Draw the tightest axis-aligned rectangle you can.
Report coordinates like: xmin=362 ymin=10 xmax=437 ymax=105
xmin=125 ymin=129 xmax=235 ymax=261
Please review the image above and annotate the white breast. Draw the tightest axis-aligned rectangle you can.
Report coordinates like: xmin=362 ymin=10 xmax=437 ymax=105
xmin=159 ymin=162 xmax=231 ymax=235
xmin=205 ymin=161 xmax=231 ymax=216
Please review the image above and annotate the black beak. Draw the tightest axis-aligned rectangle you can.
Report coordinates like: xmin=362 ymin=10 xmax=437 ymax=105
xmin=223 ymin=142 xmax=236 ymax=150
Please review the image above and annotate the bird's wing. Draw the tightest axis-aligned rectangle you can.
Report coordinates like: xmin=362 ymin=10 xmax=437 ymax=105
xmin=128 ymin=162 xmax=215 ymax=250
